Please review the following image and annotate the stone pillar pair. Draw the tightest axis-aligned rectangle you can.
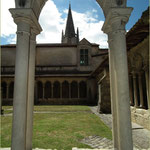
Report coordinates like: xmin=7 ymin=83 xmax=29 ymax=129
xmin=129 ymin=75 xmax=134 ymax=106
xmin=9 ymin=8 xmax=42 ymax=150
xmin=102 ymin=7 xmax=133 ymax=150
xmin=131 ymin=71 xmax=145 ymax=108
xmin=144 ymin=67 xmax=149 ymax=110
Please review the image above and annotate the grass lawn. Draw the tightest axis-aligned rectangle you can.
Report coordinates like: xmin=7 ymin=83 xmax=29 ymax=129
xmin=1 ymin=105 xmax=112 ymax=150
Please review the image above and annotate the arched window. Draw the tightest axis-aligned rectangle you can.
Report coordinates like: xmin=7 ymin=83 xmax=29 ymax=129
xmin=44 ymin=81 xmax=51 ymax=98
xmin=1 ymin=82 xmax=7 ymax=99
xmin=62 ymin=81 xmax=69 ymax=98
xmin=71 ymin=81 xmax=78 ymax=98
xmin=9 ymin=82 xmax=14 ymax=98
xmin=79 ymin=81 xmax=87 ymax=98
xmin=53 ymin=81 xmax=60 ymax=98
xmin=37 ymin=81 xmax=43 ymax=99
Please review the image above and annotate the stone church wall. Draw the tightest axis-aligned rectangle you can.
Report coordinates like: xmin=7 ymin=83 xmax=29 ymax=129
xmin=1 ymin=47 xmax=16 ymax=66
xmin=36 ymin=47 xmax=77 ymax=66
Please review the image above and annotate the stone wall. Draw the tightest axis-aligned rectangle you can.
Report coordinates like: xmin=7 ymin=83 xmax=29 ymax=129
xmin=97 ymin=73 xmax=111 ymax=114
xmin=131 ymin=106 xmax=150 ymax=130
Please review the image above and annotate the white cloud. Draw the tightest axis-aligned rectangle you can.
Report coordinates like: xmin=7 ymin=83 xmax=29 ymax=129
xmin=1 ymin=0 xmax=108 ymax=48
xmin=37 ymin=0 xmax=66 ymax=43
xmin=1 ymin=0 xmax=16 ymax=43
xmin=71 ymin=10 xmax=108 ymax=48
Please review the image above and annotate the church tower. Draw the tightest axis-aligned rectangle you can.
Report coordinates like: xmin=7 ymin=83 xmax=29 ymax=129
xmin=61 ymin=4 xmax=79 ymax=44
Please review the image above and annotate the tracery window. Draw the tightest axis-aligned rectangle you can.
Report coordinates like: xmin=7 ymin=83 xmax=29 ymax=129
xmin=80 ymin=49 xmax=88 ymax=66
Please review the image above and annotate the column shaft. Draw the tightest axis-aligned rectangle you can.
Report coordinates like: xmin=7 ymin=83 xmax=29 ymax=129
xmin=11 ymin=22 xmax=30 ymax=150
xmin=26 ymin=33 xmax=36 ymax=150
xmin=78 ymin=82 xmax=80 ymax=98
xmin=97 ymin=84 xmax=102 ymax=113
xmin=43 ymin=84 xmax=45 ymax=99
xmin=110 ymin=30 xmax=133 ymax=150
xmin=108 ymin=37 xmax=119 ymax=148
xmin=129 ymin=75 xmax=134 ymax=106
xmin=69 ymin=83 xmax=71 ymax=99
xmin=133 ymin=73 xmax=138 ymax=107
xmin=51 ymin=84 xmax=53 ymax=98
xmin=60 ymin=84 xmax=62 ymax=98
xmin=138 ymin=73 xmax=144 ymax=108
xmin=145 ymin=70 xmax=150 ymax=109
xmin=6 ymin=84 xmax=9 ymax=99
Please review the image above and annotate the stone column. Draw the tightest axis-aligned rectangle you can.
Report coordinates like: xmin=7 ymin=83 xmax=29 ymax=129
xmin=6 ymin=84 xmax=9 ymax=99
xmin=69 ymin=82 xmax=71 ymax=99
xmin=78 ymin=82 xmax=80 ymax=98
xmin=11 ymin=20 xmax=31 ymax=150
xmin=102 ymin=7 xmax=133 ymax=150
xmin=60 ymin=83 xmax=62 ymax=98
xmin=0 ymin=87 xmax=2 ymax=115
xmin=26 ymin=32 xmax=37 ymax=150
xmin=138 ymin=72 xmax=144 ymax=108
xmin=145 ymin=69 xmax=149 ymax=109
xmin=97 ymin=84 xmax=101 ymax=113
xmin=51 ymin=83 xmax=53 ymax=98
xmin=9 ymin=8 xmax=42 ymax=150
xmin=132 ymin=72 xmax=138 ymax=107
xmin=34 ymin=80 xmax=38 ymax=104
xmin=107 ymin=36 xmax=119 ymax=148
xmin=43 ymin=82 xmax=45 ymax=99
xmin=129 ymin=75 xmax=134 ymax=106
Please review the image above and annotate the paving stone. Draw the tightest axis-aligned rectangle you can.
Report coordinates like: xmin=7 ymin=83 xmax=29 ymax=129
xmin=90 ymin=106 xmax=150 ymax=150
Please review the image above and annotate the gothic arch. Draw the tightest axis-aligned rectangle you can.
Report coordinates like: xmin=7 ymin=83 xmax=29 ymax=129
xmin=11 ymin=1 xmax=133 ymax=150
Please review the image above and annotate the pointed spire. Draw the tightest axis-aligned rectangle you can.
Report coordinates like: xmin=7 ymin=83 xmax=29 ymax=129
xmin=77 ymin=27 xmax=79 ymax=43
xmin=61 ymin=30 xmax=64 ymax=43
xmin=65 ymin=3 xmax=75 ymax=38
xmin=61 ymin=3 xmax=80 ymax=44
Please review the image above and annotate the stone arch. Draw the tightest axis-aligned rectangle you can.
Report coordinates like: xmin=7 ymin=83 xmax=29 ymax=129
xmin=132 ymin=53 xmax=143 ymax=71
xmin=1 ymin=81 xmax=7 ymax=99
xmin=79 ymin=81 xmax=87 ymax=98
xmin=53 ymin=81 xmax=60 ymax=98
xmin=71 ymin=81 xmax=78 ymax=98
xmin=11 ymin=1 xmax=134 ymax=150
xmin=44 ymin=81 xmax=51 ymax=98
xmin=62 ymin=81 xmax=69 ymax=98
xmin=37 ymin=81 xmax=43 ymax=99
xmin=8 ymin=82 xmax=14 ymax=98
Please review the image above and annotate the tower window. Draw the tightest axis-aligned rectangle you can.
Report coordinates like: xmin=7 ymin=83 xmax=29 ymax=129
xmin=80 ymin=49 xmax=88 ymax=66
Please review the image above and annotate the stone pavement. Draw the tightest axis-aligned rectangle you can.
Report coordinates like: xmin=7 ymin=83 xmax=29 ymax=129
xmin=81 ymin=135 xmax=113 ymax=149
xmin=90 ymin=106 xmax=150 ymax=150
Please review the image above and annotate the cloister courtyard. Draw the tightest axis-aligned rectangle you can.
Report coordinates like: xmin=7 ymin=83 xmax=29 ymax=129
xmin=1 ymin=105 xmax=112 ymax=149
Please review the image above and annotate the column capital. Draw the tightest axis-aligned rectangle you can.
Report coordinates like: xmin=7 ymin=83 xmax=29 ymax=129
xmin=102 ymin=7 xmax=133 ymax=35
xmin=9 ymin=8 xmax=42 ymax=35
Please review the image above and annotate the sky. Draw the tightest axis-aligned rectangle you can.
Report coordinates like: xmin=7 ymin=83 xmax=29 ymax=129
xmin=1 ymin=0 xmax=149 ymax=48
